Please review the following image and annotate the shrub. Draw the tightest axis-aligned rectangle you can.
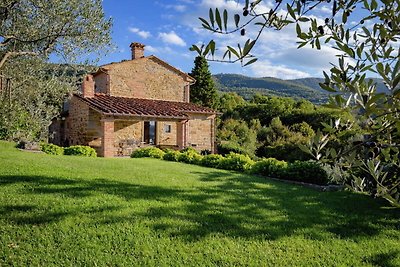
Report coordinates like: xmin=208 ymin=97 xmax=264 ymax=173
xmin=177 ymin=149 xmax=203 ymax=165
xmin=180 ymin=147 xmax=199 ymax=154
xmin=218 ymin=152 xmax=254 ymax=172
xmin=131 ymin=147 xmax=165 ymax=159
xmin=200 ymin=154 xmax=224 ymax=168
xmin=256 ymin=144 xmax=311 ymax=162
xmin=201 ymin=149 xmax=212 ymax=155
xmin=251 ymin=158 xmax=288 ymax=178
xmin=163 ymin=149 xmax=181 ymax=162
xmin=217 ymin=142 xmax=248 ymax=156
xmin=64 ymin=145 xmax=97 ymax=157
xmin=285 ymin=161 xmax=329 ymax=185
xmin=40 ymin=143 xmax=64 ymax=155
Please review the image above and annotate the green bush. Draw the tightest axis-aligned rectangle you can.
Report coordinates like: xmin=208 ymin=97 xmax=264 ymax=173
xmin=251 ymin=158 xmax=288 ymax=178
xmin=218 ymin=152 xmax=254 ymax=172
xmin=256 ymin=144 xmax=311 ymax=162
xmin=180 ymin=147 xmax=199 ymax=154
xmin=40 ymin=143 xmax=64 ymax=155
xmin=177 ymin=149 xmax=203 ymax=165
xmin=285 ymin=161 xmax=329 ymax=185
xmin=64 ymin=145 xmax=96 ymax=157
xmin=131 ymin=147 xmax=165 ymax=159
xmin=163 ymin=149 xmax=181 ymax=162
xmin=217 ymin=142 xmax=248 ymax=156
xmin=200 ymin=154 xmax=224 ymax=168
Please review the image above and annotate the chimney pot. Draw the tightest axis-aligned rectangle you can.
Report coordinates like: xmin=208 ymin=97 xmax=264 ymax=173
xmin=130 ymin=42 xmax=145 ymax=59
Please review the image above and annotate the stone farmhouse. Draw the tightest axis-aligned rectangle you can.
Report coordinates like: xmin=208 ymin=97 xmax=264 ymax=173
xmin=50 ymin=42 xmax=218 ymax=157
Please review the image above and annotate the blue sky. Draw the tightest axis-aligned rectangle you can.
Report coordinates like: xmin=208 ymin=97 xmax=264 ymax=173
xmin=99 ymin=0 xmax=352 ymax=79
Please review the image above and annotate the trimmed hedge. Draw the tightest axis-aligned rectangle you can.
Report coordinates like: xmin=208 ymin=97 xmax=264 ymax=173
xmin=177 ymin=149 xmax=203 ymax=165
xmin=162 ymin=149 xmax=181 ymax=162
xmin=40 ymin=143 xmax=64 ymax=155
xmin=217 ymin=142 xmax=248 ymax=156
xmin=130 ymin=147 xmax=329 ymax=185
xmin=285 ymin=161 xmax=329 ymax=185
xmin=251 ymin=158 xmax=288 ymax=178
xmin=64 ymin=145 xmax=97 ymax=157
xmin=200 ymin=154 xmax=224 ymax=168
xmin=218 ymin=152 xmax=254 ymax=172
xmin=131 ymin=147 xmax=165 ymax=159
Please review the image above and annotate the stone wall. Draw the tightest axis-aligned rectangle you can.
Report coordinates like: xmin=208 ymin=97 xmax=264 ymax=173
xmin=67 ymin=97 xmax=90 ymax=146
xmin=157 ymin=121 xmax=177 ymax=147
xmin=101 ymin=58 xmax=189 ymax=102
xmin=114 ymin=120 xmax=142 ymax=156
xmin=187 ymin=114 xmax=215 ymax=152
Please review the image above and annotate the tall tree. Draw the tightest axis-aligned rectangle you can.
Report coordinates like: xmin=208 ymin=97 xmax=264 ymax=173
xmin=193 ymin=0 xmax=400 ymax=207
xmin=190 ymin=56 xmax=218 ymax=108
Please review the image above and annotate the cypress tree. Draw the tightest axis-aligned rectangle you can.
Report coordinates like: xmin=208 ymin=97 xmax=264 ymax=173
xmin=189 ymin=56 xmax=218 ymax=108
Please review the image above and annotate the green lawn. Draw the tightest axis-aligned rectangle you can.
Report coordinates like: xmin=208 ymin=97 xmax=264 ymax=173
xmin=0 ymin=141 xmax=399 ymax=266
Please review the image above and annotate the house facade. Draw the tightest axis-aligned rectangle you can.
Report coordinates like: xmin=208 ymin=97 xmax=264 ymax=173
xmin=50 ymin=42 xmax=217 ymax=157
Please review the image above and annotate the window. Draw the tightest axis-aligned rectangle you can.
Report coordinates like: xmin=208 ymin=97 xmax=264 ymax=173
xmin=164 ymin=124 xmax=171 ymax=133
xmin=144 ymin=121 xmax=156 ymax=144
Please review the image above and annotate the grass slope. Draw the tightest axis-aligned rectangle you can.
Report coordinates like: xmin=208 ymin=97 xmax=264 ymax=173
xmin=0 ymin=141 xmax=399 ymax=266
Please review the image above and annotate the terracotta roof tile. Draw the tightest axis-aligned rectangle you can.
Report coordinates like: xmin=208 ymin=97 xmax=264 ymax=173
xmin=75 ymin=94 xmax=217 ymax=119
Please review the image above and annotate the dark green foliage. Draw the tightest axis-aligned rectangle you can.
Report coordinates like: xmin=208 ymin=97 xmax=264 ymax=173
xmin=131 ymin=147 xmax=165 ymax=159
xmin=162 ymin=149 xmax=181 ymax=162
xmin=218 ymin=152 xmax=254 ymax=171
xmin=200 ymin=154 xmax=224 ymax=168
xmin=217 ymin=142 xmax=249 ymax=156
xmin=257 ymin=144 xmax=311 ymax=162
xmin=40 ymin=143 xmax=64 ymax=155
xmin=286 ymin=161 xmax=329 ymax=185
xmin=256 ymin=117 xmax=313 ymax=161
xmin=190 ymin=56 xmax=218 ymax=108
xmin=217 ymin=118 xmax=258 ymax=157
xmin=64 ymin=145 xmax=97 ymax=157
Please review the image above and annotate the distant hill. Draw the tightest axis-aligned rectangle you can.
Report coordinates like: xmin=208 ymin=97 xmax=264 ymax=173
xmin=213 ymin=74 xmax=390 ymax=104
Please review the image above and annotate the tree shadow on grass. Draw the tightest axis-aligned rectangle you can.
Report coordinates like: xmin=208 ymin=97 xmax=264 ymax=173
xmin=363 ymin=250 xmax=400 ymax=267
xmin=0 ymin=172 xmax=399 ymax=242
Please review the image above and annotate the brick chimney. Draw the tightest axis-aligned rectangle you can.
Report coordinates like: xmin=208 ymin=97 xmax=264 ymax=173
xmin=130 ymin=42 xmax=145 ymax=59
xmin=81 ymin=74 xmax=95 ymax=98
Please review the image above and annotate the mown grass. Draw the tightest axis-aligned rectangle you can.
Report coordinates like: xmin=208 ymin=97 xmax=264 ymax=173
xmin=0 ymin=141 xmax=399 ymax=266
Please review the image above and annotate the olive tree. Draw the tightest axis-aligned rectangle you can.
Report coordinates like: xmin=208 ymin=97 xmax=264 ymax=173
xmin=0 ymin=0 xmax=112 ymax=141
xmin=0 ymin=0 xmax=112 ymax=68
xmin=192 ymin=0 xmax=400 ymax=206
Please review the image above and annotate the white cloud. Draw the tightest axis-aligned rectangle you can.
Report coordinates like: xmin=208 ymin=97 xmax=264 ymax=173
xmin=166 ymin=4 xmax=187 ymax=12
xmin=158 ymin=31 xmax=187 ymax=46
xmin=145 ymin=45 xmax=158 ymax=53
xmin=200 ymin=0 xmax=242 ymax=12
xmin=128 ymin=27 xmax=151 ymax=39
xmin=250 ymin=60 xmax=311 ymax=79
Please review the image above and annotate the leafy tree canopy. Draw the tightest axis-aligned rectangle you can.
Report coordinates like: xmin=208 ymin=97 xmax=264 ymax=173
xmin=0 ymin=0 xmax=112 ymax=69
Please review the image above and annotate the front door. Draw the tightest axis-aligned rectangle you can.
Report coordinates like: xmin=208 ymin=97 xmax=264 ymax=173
xmin=143 ymin=121 xmax=156 ymax=144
